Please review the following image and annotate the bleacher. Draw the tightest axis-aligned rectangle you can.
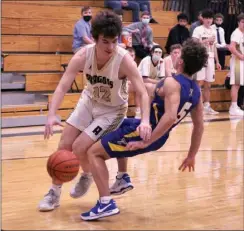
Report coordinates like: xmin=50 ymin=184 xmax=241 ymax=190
xmin=1 ymin=0 xmax=231 ymax=128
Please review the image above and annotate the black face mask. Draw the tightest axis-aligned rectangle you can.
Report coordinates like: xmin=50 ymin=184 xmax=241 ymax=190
xmin=84 ymin=15 xmax=92 ymax=22
xmin=215 ymin=23 xmax=222 ymax=28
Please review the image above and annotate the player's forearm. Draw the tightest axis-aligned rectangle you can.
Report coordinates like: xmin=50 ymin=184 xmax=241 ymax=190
xmin=214 ymin=46 xmax=220 ymax=64
xmin=48 ymin=84 xmax=69 ymax=116
xmin=229 ymin=46 xmax=243 ymax=59
xmin=139 ymin=91 xmax=150 ymax=124
xmin=146 ymin=113 xmax=176 ymax=145
xmin=187 ymin=124 xmax=204 ymax=158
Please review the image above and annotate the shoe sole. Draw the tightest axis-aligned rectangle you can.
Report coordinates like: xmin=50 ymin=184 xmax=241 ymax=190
xmin=69 ymin=182 xmax=93 ymax=199
xmin=110 ymin=185 xmax=134 ymax=195
xmin=39 ymin=204 xmax=60 ymax=212
xmin=80 ymin=208 xmax=120 ymax=221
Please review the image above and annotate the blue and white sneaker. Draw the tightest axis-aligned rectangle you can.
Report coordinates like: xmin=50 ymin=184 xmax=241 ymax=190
xmin=110 ymin=173 xmax=134 ymax=195
xmin=81 ymin=199 xmax=120 ymax=221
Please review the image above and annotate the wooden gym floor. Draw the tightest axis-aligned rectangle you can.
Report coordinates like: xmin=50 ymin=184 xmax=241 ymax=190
xmin=2 ymin=112 xmax=243 ymax=230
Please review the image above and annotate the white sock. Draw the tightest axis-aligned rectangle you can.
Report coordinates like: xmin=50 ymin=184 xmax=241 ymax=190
xmin=100 ymin=196 xmax=111 ymax=204
xmin=82 ymin=172 xmax=92 ymax=178
xmin=231 ymin=102 xmax=238 ymax=108
xmin=51 ymin=184 xmax=62 ymax=195
xmin=204 ymin=102 xmax=210 ymax=108
xmin=117 ymin=172 xmax=127 ymax=178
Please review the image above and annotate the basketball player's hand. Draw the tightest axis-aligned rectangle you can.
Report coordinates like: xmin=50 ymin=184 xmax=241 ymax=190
xmin=44 ymin=115 xmax=63 ymax=140
xmin=216 ymin=62 xmax=222 ymax=70
xmin=137 ymin=122 xmax=152 ymax=141
xmin=126 ymin=141 xmax=149 ymax=151
xmin=178 ymin=157 xmax=195 ymax=172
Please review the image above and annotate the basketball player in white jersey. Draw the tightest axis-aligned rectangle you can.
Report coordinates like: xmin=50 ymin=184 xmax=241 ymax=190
xmin=192 ymin=9 xmax=222 ymax=115
xmin=164 ymin=44 xmax=182 ymax=77
xmin=38 ymin=10 xmax=152 ymax=212
xmin=228 ymin=13 xmax=244 ymax=116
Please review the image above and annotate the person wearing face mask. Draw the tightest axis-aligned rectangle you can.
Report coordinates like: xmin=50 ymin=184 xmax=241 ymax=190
xmin=123 ymin=11 xmax=154 ymax=59
xmin=211 ymin=13 xmax=227 ymax=69
xmin=165 ymin=13 xmax=190 ymax=54
xmin=72 ymin=6 xmax=94 ymax=53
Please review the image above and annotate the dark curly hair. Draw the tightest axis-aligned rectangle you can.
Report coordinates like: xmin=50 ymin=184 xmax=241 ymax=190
xmin=91 ymin=10 xmax=122 ymax=41
xmin=181 ymin=38 xmax=208 ymax=76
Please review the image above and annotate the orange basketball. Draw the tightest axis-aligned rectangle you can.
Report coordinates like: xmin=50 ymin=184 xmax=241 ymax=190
xmin=47 ymin=150 xmax=80 ymax=183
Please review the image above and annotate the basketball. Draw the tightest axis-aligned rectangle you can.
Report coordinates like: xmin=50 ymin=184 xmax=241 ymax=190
xmin=47 ymin=150 xmax=80 ymax=183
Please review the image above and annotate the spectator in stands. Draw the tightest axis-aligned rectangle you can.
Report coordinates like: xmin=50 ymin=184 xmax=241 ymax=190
xmin=134 ymin=45 xmax=165 ymax=118
xmin=164 ymin=44 xmax=182 ymax=77
xmin=134 ymin=0 xmax=158 ymax=23
xmin=123 ymin=11 xmax=154 ymax=59
xmin=104 ymin=0 xmax=140 ymax=22
xmin=192 ymin=9 xmax=222 ymax=115
xmin=190 ymin=11 xmax=203 ymax=37
xmin=165 ymin=13 xmax=190 ymax=54
xmin=211 ymin=13 xmax=227 ymax=69
xmin=72 ymin=6 xmax=94 ymax=53
xmin=228 ymin=13 xmax=244 ymax=116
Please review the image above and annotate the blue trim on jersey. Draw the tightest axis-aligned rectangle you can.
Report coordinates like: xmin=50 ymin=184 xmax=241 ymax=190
xmin=101 ymin=74 xmax=201 ymax=158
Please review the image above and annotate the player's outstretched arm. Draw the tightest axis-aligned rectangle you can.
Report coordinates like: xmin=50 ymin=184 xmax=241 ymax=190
xmin=179 ymin=97 xmax=204 ymax=172
xmin=44 ymin=47 xmax=86 ymax=139
xmin=121 ymin=53 xmax=151 ymax=141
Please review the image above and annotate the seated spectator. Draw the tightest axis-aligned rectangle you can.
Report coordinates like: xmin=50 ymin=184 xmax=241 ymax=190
xmin=104 ymin=0 xmax=140 ymax=22
xmin=165 ymin=13 xmax=190 ymax=54
xmin=123 ymin=11 xmax=154 ymax=59
xmin=211 ymin=13 xmax=228 ymax=69
xmin=72 ymin=6 xmax=94 ymax=53
xmin=189 ymin=11 xmax=203 ymax=37
xmin=138 ymin=45 xmax=165 ymax=84
xmin=134 ymin=0 xmax=158 ymax=23
xmin=164 ymin=44 xmax=182 ymax=77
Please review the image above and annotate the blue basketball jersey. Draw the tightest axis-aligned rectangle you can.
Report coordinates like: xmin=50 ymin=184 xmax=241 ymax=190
xmin=101 ymin=74 xmax=201 ymax=158
xmin=150 ymin=74 xmax=201 ymax=132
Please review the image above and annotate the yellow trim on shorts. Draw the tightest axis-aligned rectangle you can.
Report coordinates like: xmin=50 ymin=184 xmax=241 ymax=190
xmin=124 ymin=131 xmax=139 ymax=138
xmin=108 ymin=142 xmax=126 ymax=152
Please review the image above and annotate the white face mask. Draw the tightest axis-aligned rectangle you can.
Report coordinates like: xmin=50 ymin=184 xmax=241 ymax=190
xmin=142 ymin=18 xmax=150 ymax=25
xmin=152 ymin=54 xmax=161 ymax=62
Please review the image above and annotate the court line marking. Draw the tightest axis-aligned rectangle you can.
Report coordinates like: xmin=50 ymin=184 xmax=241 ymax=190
xmin=2 ymin=117 xmax=243 ymax=138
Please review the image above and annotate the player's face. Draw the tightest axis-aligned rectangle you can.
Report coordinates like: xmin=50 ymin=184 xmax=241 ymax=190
xmin=97 ymin=35 xmax=118 ymax=58
xmin=203 ymin=17 xmax=213 ymax=27
xmin=215 ymin=17 xmax=223 ymax=26
xmin=238 ymin=19 xmax=244 ymax=31
xmin=198 ymin=14 xmax=203 ymax=23
xmin=171 ymin=48 xmax=181 ymax=60
xmin=178 ymin=19 xmax=188 ymax=27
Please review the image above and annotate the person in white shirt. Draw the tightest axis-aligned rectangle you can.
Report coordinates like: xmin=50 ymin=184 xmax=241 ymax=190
xmin=192 ymin=9 xmax=221 ymax=115
xmin=211 ymin=13 xmax=227 ymax=69
xmin=164 ymin=44 xmax=182 ymax=77
xmin=228 ymin=13 xmax=244 ymax=116
xmin=135 ymin=45 xmax=165 ymax=118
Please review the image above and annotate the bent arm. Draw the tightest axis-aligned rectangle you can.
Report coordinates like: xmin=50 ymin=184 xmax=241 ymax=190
xmin=48 ymin=48 xmax=86 ymax=116
xmin=229 ymin=41 xmax=243 ymax=60
xmin=145 ymin=78 xmax=180 ymax=145
xmin=83 ymin=36 xmax=94 ymax=44
xmin=187 ymin=97 xmax=204 ymax=158
xmin=121 ymin=54 xmax=150 ymax=124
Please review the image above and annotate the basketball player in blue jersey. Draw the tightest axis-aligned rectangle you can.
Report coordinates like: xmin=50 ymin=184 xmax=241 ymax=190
xmin=80 ymin=38 xmax=209 ymax=220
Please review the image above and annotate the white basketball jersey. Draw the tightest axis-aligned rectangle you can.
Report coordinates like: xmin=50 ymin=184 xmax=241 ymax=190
xmin=82 ymin=44 xmax=128 ymax=107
